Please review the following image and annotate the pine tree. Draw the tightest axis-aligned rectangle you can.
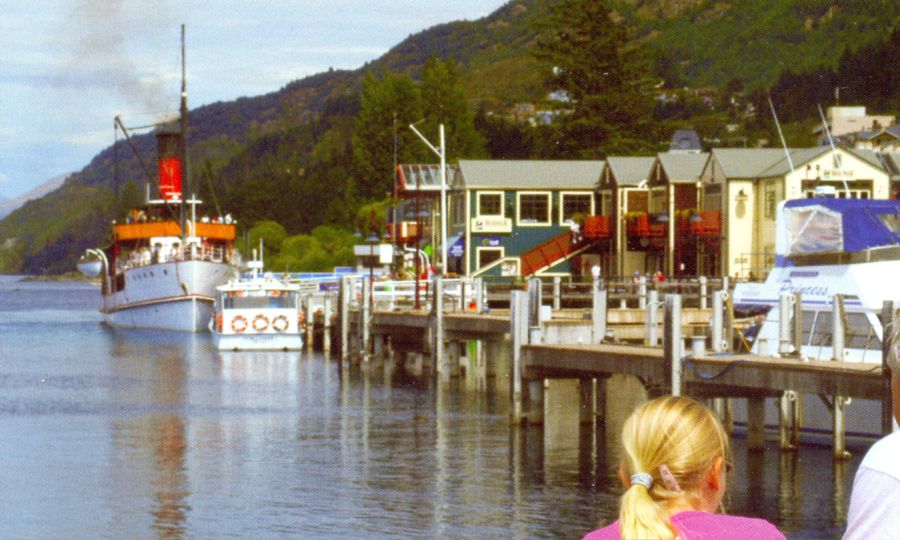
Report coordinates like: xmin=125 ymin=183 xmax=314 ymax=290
xmin=535 ymin=0 xmax=657 ymax=157
xmin=351 ymin=71 xmax=425 ymax=201
xmin=420 ymin=57 xmax=486 ymax=161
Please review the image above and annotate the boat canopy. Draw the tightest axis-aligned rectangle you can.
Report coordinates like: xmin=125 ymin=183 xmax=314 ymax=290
xmin=777 ymin=199 xmax=900 ymax=259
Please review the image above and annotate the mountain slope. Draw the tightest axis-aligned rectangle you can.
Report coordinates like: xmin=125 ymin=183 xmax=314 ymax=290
xmin=1 ymin=0 xmax=895 ymax=274
xmin=0 ymin=175 xmax=69 ymax=219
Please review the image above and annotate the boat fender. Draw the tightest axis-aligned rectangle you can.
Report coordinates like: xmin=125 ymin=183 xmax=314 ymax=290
xmin=231 ymin=315 xmax=248 ymax=333
xmin=298 ymin=311 xmax=306 ymax=330
xmin=216 ymin=313 xmax=223 ymax=332
xmin=272 ymin=314 xmax=289 ymax=332
xmin=253 ymin=313 xmax=270 ymax=332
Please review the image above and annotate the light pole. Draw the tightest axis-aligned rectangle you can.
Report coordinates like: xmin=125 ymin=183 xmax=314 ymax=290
xmin=409 ymin=122 xmax=447 ymax=276
xmin=366 ymin=210 xmax=378 ymax=311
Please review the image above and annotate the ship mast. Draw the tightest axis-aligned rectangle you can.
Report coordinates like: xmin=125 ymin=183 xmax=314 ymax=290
xmin=179 ymin=24 xmax=189 ymax=241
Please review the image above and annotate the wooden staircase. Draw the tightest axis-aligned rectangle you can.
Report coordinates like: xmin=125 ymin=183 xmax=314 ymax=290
xmin=520 ymin=231 xmax=591 ymax=276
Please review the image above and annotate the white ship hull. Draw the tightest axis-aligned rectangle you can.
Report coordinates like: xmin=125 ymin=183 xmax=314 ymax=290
xmin=211 ymin=330 xmax=303 ymax=351
xmin=102 ymin=259 xmax=236 ymax=332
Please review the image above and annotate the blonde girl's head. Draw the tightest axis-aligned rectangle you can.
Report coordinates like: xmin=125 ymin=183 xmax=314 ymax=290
xmin=617 ymin=396 xmax=730 ymax=540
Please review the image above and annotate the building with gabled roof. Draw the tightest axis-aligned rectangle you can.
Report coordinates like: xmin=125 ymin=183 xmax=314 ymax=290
xmin=648 ymin=152 xmax=715 ymax=277
xmin=700 ymin=146 xmax=890 ymax=278
xmin=449 ymin=160 xmax=605 ymax=277
xmin=597 ymin=156 xmax=657 ymax=276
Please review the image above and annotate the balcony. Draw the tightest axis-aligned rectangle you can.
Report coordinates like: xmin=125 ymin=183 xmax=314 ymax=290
xmin=678 ymin=210 xmax=721 ymax=237
xmin=626 ymin=212 xmax=666 ymax=238
xmin=582 ymin=215 xmax=611 ymax=239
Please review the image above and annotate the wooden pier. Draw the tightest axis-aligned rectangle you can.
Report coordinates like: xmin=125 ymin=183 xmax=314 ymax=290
xmin=315 ymin=275 xmax=896 ymax=460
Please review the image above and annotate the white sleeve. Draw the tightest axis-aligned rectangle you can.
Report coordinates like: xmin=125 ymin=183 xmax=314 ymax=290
xmin=843 ymin=466 xmax=900 ymax=540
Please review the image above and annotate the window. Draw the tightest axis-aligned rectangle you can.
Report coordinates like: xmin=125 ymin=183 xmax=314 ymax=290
xmin=560 ymin=192 xmax=593 ymax=224
xmin=477 ymin=192 xmax=503 ymax=217
xmin=451 ymin=192 xmax=466 ymax=227
xmin=764 ymin=187 xmax=776 ymax=219
xmin=517 ymin=192 xmax=551 ymax=225
xmin=477 ymin=247 xmax=503 ymax=269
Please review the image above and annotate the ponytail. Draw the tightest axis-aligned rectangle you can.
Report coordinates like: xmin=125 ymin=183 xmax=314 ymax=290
xmin=619 ymin=481 xmax=676 ymax=540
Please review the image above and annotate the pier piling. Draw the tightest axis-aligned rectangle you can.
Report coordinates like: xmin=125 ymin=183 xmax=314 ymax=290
xmin=663 ymin=294 xmax=683 ymax=396
xmin=511 ymin=290 xmax=529 ymax=424
xmin=591 ymin=278 xmax=607 ymax=344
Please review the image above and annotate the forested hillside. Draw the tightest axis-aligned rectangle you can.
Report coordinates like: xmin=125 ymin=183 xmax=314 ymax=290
xmin=1 ymin=0 xmax=897 ymax=274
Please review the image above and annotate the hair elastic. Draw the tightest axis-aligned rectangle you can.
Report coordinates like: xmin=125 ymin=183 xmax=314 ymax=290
xmin=630 ymin=472 xmax=653 ymax=490
xmin=658 ymin=464 xmax=681 ymax=492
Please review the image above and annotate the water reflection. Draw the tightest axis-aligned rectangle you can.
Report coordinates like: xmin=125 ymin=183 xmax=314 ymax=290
xmin=108 ymin=329 xmax=192 ymax=539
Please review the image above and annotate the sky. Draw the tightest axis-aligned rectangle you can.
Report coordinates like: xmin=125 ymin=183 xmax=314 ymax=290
xmin=0 ymin=0 xmax=507 ymax=200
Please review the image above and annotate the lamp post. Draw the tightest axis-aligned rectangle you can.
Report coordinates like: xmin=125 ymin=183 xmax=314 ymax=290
xmin=366 ymin=210 xmax=378 ymax=311
xmin=414 ymin=170 xmax=422 ymax=310
xmin=409 ymin=122 xmax=447 ymax=275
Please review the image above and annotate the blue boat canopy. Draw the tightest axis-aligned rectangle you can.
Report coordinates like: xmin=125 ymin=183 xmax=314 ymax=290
xmin=780 ymin=198 xmax=900 ymax=256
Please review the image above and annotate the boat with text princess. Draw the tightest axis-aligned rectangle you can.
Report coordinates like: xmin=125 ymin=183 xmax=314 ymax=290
xmin=731 ymin=197 xmax=900 ymax=439
xmin=209 ymin=261 xmax=304 ymax=351
xmin=733 ymin=197 xmax=900 ymax=362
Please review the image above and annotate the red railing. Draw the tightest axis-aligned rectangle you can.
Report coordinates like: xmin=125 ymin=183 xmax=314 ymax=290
xmin=583 ymin=215 xmax=611 ymax=239
xmin=626 ymin=213 xmax=666 ymax=237
xmin=521 ymin=231 xmax=576 ymax=276
xmin=691 ymin=210 xmax=720 ymax=236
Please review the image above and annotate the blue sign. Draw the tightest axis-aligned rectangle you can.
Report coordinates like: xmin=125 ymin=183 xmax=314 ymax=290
xmin=448 ymin=234 xmax=465 ymax=258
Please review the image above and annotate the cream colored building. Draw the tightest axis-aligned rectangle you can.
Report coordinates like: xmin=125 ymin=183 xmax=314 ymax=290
xmin=817 ymin=106 xmax=895 ymax=138
xmin=700 ymin=146 xmax=890 ymax=278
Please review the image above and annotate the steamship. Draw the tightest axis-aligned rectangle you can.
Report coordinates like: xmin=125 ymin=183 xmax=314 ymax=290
xmin=80 ymin=132 xmax=239 ymax=332
xmin=78 ymin=27 xmax=239 ymax=331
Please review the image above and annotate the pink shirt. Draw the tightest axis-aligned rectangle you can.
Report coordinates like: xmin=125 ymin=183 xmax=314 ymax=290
xmin=583 ymin=511 xmax=785 ymax=540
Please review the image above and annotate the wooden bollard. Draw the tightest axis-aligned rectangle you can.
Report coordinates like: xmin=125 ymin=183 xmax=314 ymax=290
xmin=663 ymin=294 xmax=683 ymax=396
xmin=511 ymin=290 xmax=529 ymax=424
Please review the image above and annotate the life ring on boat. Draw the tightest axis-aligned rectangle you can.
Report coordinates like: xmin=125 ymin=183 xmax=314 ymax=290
xmin=271 ymin=289 xmax=281 ymax=297
xmin=231 ymin=315 xmax=248 ymax=333
xmin=272 ymin=314 xmax=289 ymax=332
xmin=253 ymin=313 xmax=270 ymax=332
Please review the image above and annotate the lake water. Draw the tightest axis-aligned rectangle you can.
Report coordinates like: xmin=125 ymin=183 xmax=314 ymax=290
xmin=0 ymin=275 xmax=870 ymax=538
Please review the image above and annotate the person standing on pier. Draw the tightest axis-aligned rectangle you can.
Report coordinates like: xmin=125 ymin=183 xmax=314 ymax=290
xmin=843 ymin=319 xmax=900 ymax=540
xmin=583 ymin=396 xmax=785 ymax=540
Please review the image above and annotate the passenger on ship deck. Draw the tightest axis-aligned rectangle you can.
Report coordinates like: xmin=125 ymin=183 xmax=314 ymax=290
xmin=582 ymin=396 xmax=785 ymax=540
xmin=843 ymin=317 xmax=900 ymax=540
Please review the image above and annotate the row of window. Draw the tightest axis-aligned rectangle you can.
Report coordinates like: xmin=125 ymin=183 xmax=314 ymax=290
xmin=476 ymin=191 xmax=594 ymax=226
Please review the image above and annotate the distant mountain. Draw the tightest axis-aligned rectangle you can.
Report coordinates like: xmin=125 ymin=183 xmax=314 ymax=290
xmin=0 ymin=174 xmax=68 ymax=219
xmin=1 ymin=0 xmax=896 ymax=274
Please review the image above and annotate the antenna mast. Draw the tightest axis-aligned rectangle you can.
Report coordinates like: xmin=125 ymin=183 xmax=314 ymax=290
xmin=767 ymin=94 xmax=794 ymax=172
xmin=179 ymin=24 xmax=188 ymax=239
xmin=818 ymin=103 xmax=850 ymax=193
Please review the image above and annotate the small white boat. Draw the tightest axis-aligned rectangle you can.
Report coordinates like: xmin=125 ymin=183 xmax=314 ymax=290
xmin=210 ymin=269 xmax=304 ymax=351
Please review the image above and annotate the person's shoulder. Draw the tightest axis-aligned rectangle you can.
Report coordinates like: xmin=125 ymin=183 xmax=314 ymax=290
xmin=582 ymin=520 xmax=620 ymax=540
xmin=860 ymin=431 xmax=900 ymax=474
xmin=673 ymin=511 xmax=785 ymax=539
